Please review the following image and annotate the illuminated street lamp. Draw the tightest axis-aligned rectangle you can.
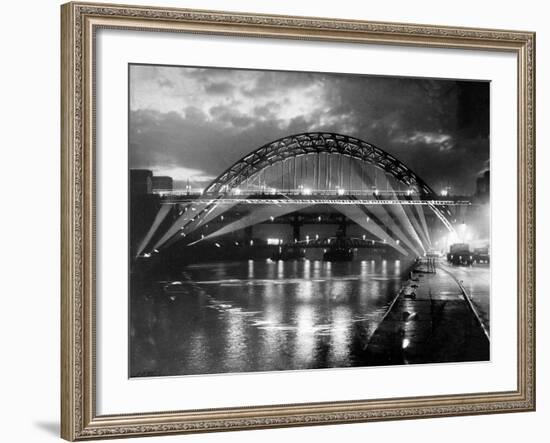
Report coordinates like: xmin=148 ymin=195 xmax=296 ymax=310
xmin=458 ymin=222 xmax=471 ymax=242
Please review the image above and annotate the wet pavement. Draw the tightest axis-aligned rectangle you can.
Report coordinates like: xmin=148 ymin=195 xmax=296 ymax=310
xmin=438 ymin=262 xmax=490 ymax=333
xmin=364 ymin=260 xmax=490 ymax=365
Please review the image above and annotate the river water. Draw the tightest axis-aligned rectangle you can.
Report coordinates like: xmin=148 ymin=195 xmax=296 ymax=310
xmin=130 ymin=258 xmax=408 ymax=377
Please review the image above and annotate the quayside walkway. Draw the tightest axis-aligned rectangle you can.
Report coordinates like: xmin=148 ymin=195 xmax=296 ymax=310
xmin=363 ymin=260 xmax=490 ymax=365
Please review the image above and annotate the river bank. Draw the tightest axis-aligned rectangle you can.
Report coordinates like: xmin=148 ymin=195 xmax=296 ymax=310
xmin=362 ymin=259 xmax=490 ymax=365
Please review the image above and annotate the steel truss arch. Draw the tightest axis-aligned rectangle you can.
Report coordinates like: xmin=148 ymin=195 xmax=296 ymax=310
xmin=203 ymin=132 xmax=453 ymax=226
xmin=204 ymin=132 xmax=437 ymax=197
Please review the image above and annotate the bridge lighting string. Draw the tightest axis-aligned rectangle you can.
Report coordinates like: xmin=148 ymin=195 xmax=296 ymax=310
xmin=151 ymin=185 xmax=455 ymax=255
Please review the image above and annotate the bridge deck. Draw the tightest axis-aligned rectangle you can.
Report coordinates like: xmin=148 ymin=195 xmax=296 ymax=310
xmin=159 ymin=197 xmax=471 ymax=206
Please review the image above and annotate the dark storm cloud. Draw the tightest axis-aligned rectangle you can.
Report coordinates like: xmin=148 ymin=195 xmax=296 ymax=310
xmin=130 ymin=65 xmax=489 ymax=194
xmin=240 ymin=70 xmax=321 ymax=97
xmin=313 ymin=75 xmax=489 ymax=193
xmin=253 ymin=101 xmax=281 ymax=119
xmin=209 ymin=104 xmax=256 ymax=128
xmin=203 ymin=81 xmax=235 ymax=95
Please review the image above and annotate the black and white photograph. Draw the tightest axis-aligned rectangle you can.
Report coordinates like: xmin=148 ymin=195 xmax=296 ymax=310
xmin=1 ymin=0 xmax=544 ymax=441
xmin=129 ymin=64 xmax=491 ymax=378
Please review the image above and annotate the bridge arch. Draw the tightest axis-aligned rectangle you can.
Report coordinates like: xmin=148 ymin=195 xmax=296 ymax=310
xmin=143 ymin=133 xmax=459 ymax=256
xmin=204 ymin=132 xmax=437 ymax=198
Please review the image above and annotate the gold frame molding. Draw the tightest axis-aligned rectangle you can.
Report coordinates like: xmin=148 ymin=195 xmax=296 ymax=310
xmin=61 ymin=2 xmax=536 ymax=440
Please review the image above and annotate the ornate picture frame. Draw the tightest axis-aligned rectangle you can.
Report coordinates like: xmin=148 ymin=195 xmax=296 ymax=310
xmin=61 ymin=2 xmax=535 ymax=440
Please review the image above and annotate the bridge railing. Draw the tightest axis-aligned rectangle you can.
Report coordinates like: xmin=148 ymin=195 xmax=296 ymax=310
xmin=154 ymin=189 xmax=471 ymax=206
xmin=155 ymin=188 xmax=432 ymax=198
xmin=154 ymin=188 xmax=420 ymax=197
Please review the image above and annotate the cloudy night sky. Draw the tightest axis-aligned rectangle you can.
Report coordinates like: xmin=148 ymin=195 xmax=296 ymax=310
xmin=129 ymin=64 xmax=489 ymax=195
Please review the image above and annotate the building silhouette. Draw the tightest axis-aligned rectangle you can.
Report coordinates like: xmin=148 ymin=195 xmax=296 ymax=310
xmin=152 ymin=176 xmax=173 ymax=193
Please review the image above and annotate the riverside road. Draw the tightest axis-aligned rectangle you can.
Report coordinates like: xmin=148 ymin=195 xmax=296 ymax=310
xmin=365 ymin=259 xmax=490 ymax=366
xmin=439 ymin=262 xmax=490 ymax=333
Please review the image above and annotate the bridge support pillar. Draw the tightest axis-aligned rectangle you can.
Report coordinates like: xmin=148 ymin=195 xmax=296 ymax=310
xmin=292 ymin=216 xmax=301 ymax=242
xmin=338 ymin=215 xmax=347 ymax=237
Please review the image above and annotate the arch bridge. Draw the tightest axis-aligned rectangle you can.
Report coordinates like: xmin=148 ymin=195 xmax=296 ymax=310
xmin=137 ymin=133 xmax=469 ymax=259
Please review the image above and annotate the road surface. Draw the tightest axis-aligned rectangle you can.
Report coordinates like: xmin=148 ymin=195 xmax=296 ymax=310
xmin=439 ymin=261 xmax=490 ymax=334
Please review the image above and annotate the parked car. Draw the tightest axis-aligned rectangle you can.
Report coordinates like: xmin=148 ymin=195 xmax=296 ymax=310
xmin=447 ymin=243 xmax=473 ymax=265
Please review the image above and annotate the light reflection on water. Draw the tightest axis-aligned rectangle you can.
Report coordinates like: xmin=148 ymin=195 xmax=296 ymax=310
xmin=130 ymin=259 xmax=407 ymax=377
